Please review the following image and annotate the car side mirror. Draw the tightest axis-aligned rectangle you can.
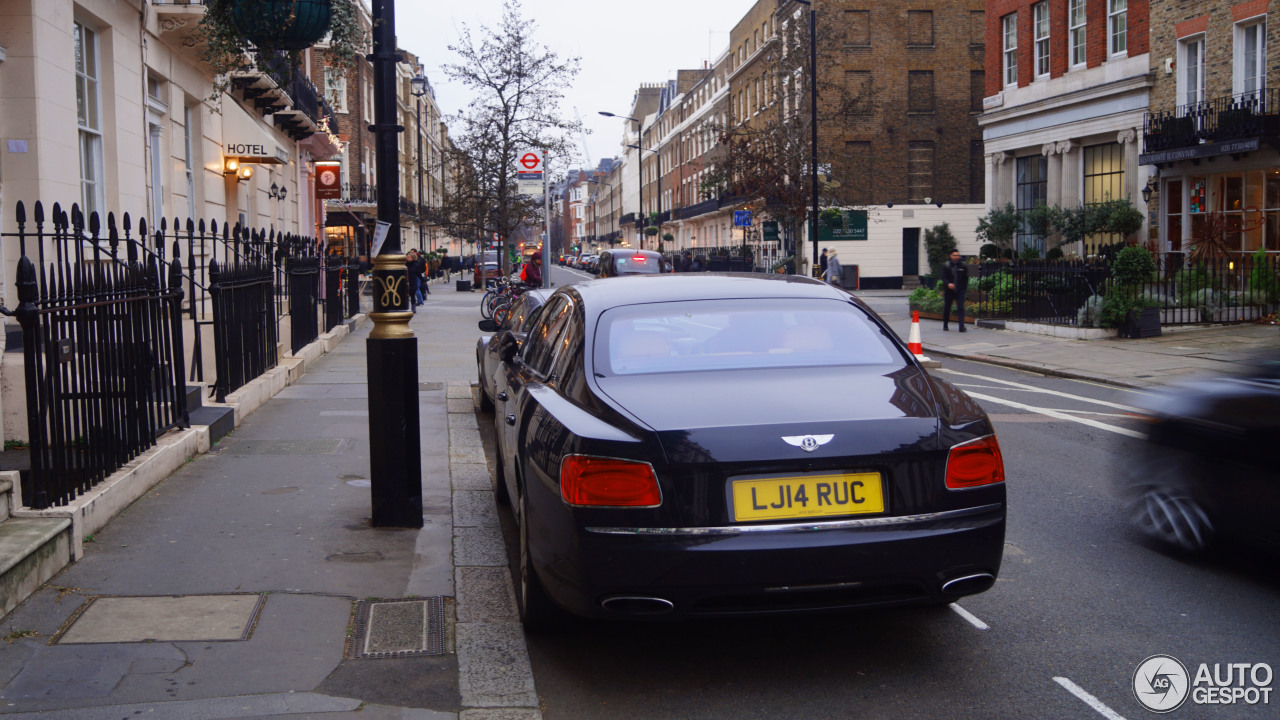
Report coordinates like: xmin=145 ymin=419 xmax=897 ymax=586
xmin=496 ymin=330 xmax=521 ymax=362
xmin=478 ymin=319 xmax=498 ymax=332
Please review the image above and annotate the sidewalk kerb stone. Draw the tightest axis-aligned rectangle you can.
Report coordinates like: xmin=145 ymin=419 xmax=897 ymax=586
xmin=455 ymin=621 xmax=540 ymax=709
xmin=453 ymin=526 xmax=508 ymax=567
xmin=453 ymin=491 xmax=500 ymax=529
xmin=452 ymin=463 xmax=493 ymax=491
xmin=455 ymin=567 xmax=519 ymax=624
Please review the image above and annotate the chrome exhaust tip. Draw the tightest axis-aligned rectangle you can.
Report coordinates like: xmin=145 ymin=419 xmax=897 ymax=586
xmin=941 ymin=572 xmax=996 ymax=597
xmin=600 ymin=596 xmax=675 ymax=615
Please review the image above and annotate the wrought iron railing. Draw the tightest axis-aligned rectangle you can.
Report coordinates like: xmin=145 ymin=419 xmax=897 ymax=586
xmin=973 ymin=252 xmax=1280 ymax=326
xmin=2 ymin=202 xmax=187 ymax=510
xmin=289 ymin=256 xmax=321 ymax=353
xmin=209 ymin=229 xmax=279 ymax=403
xmin=1143 ymin=89 xmax=1280 ymax=153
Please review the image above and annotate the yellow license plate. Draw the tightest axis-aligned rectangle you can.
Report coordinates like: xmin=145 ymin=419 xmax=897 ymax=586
xmin=731 ymin=473 xmax=884 ymax=522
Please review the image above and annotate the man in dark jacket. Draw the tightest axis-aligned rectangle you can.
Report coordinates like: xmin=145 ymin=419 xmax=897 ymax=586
xmin=942 ymin=250 xmax=968 ymax=332
xmin=819 ymin=248 xmax=828 ymax=279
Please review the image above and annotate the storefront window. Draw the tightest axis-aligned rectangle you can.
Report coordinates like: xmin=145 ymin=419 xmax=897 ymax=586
xmin=1083 ymin=143 xmax=1125 ymax=252
xmin=1016 ymin=155 xmax=1047 ymax=255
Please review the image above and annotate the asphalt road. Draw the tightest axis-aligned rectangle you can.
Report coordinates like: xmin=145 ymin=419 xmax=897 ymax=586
xmin=478 ymin=292 xmax=1280 ymax=719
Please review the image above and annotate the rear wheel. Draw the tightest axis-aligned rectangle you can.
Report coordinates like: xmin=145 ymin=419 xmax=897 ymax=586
xmin=493 ymin=451 xmax=510 ymax=505
xmin=492 ymin=299 xmax=513 ymax=327
xmin=478 ymin=379 xmax=494 ymax=413
xmin=1130 ymin=460 xmax=1215 ymax=552
xmin=518 ymin=489 xmax=559 ymax=632
xmin=479 ymin=291 xmax=496 ymax=319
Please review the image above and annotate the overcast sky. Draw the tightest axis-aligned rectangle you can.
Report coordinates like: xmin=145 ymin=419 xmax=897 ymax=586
xmin=397 ymin=0 xmax=756 ymax=173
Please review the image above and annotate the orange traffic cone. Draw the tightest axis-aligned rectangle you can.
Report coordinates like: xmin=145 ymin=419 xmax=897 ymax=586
xmin=908 ymin=311 xmax=932 ymax=363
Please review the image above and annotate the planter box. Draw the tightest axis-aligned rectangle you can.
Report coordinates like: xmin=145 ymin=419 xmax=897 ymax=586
xmin=1123 ymin=306 xmax=1161 ymax=338
xmin=909 ymin=309 xmax=976 ymax=325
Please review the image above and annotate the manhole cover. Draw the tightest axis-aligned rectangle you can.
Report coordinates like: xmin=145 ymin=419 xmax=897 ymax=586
xmin=347 ymin=598 xmax=445 ymax=659
xmin=227 ymin=439 xmax=344 ymax=455
xmin=419 ymin=382 xmax=444 ymax=391
xmin=54 ymin=594 xmax=264 ymax=644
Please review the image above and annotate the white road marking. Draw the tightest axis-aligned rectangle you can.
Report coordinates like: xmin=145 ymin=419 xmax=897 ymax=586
xmin=1053 ymin=677 xmax=1129 ymax=720
xmin=965 ymin=391 xmax=1148 ymax=439
xmin=948 ymin=603 xmax=989 ymax=630
xmin=939 ymin=369 xmax=1144 ymax=413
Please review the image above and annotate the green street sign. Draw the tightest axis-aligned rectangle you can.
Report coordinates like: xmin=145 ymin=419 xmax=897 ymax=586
xmin=762 ymin=221 xmax=779 ymax=243
xmin=817 ymin=210 xmax=868 ymax=241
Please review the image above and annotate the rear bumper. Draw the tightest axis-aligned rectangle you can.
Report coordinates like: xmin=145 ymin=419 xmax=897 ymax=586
xmin=533 ymin=501 xmax=1006 ymax=619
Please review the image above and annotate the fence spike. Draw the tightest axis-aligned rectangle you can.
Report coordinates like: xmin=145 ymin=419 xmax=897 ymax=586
xmin=122 ymin=212 xmax=132 ymax=235
xmin=33 ymin=201 xmax=44 ymax=225
xmin=89 ymin=211 xmax=100 ymax=237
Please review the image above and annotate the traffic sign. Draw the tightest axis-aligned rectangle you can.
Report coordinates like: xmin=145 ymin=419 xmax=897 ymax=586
xmin=733 ymin=210 xmax=752 ymax=227
xmin=517 ymin=150 xmax=543 ymax=172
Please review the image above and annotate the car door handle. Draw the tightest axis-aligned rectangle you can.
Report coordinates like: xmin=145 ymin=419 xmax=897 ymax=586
xmin=497 ymin=392 xmax=508 ymax=402
xmin=505 ymin=414 xmax=516 ymax=426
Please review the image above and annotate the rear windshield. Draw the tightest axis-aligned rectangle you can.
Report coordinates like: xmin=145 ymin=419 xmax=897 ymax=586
xmin=612 ymin=254 xmax=661 ymax=274
xmin=594 ymin=298 xmax=906 ymax=376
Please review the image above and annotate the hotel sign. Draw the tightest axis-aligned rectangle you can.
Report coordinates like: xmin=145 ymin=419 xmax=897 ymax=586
xmin=1140 ymin=138 xmax=1261 ymax=166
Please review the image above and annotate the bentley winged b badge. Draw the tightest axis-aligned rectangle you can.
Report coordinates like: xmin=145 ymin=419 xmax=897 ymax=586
xmin=781 ymin=434 xmax=834 ymax=453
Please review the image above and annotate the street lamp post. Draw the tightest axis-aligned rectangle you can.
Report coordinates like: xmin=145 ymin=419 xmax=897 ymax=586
xmin=366 ymin=0 xmax=422 ymax=528
xmin=627 ymin=143 xmax=661 ymax=252
xmin=599 ymin=111 xmax=646 ymax=249
xmin=411 ymin=72 xmax=428 ymax=253
xmin=794 ymin=0 xmax=818 ymax=275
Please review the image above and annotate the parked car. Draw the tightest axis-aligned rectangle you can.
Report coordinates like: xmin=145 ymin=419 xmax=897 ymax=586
xmin=595 ymin=248 xmax=670 ymax=278
xmin=476 ymin=288 xmax=552 ymax=413
xmin=488 ymin=273 xmax=1006 ymax=629
xmin=1119 ymin=358 xmax=1280 ymax=553
xmin=579 ymin=254 xmax=598 ymax=273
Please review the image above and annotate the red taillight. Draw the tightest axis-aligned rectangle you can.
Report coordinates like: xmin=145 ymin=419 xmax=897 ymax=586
xmin=632 ymin=255 xmax=648 ymax=262
xmin=560 ymin=455 xmax=662 ymax=507
xmin=945 ymin=435 xmax=1005 ymax=489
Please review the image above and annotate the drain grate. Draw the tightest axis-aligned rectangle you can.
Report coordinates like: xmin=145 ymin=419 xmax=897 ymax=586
xmin=226 ymin=438 xmax=344 ymax=455
xmin=347 ymin=597 xmax=445 ymax=659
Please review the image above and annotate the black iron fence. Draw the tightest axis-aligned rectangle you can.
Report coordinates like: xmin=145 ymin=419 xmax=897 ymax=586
xmin=2 ymin=202 xmax=187 ymax=509
xmin=2 ymin=200 xmax=360 ymax=509
xmin=973 ymin=253 xmax=1280 ymax=326
xmin=1143 ymin=89 xmax=1280 ymax=153
xmin=323 ymin=254 xmax=344 ymax=333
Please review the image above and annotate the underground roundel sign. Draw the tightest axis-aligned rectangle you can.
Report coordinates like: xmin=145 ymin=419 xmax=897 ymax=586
xmin=518 ymin=151 xmax=543 ymax=172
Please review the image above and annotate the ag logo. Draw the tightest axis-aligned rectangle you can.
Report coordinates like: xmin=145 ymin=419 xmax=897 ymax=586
xmin=1134 ymin=655 xmax=1190 ymax=713
xmin=781 ymin=434 xmax=834 ymax=453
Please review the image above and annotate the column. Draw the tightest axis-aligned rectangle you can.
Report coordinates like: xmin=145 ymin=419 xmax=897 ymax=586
xmin=1057 ymin=141 xmax=1079 ymax=208
xmin=987 ymin=152 xmax=1009 ymax=207
xmin=1117 ymin=129 xmax=1140 ymax=201
xmin=1043 ymin=143 xmax=1062 ymax=208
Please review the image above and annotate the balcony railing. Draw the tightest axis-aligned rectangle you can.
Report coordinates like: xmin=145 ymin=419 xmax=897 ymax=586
xmin=1143 ymin=89 xmax=1279 ymax=154
xmin=325 ymin=183 xmax=378 ymax=206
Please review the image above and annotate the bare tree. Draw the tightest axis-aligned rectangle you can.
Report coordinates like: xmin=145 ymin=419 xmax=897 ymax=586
xmin=441 ymin=0 xmax=581 ymax=271
xmin=699 ymin=5 xmax=873 ymax=270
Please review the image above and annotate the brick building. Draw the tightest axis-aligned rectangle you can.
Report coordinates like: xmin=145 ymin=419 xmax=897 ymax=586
xmin=1140 ymin=0 xmax=1280 ymax=254
xmin=979 ymin=0 xmax=1153 ymax=256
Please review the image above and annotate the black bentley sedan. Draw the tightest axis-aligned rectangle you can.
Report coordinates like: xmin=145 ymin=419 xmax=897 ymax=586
xmin=488 ymin=274 xmax=1006 ymax=629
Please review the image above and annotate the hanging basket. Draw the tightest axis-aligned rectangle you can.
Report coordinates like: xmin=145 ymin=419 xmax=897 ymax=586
xmin=230 ymin=0 xmax=333 ymax=51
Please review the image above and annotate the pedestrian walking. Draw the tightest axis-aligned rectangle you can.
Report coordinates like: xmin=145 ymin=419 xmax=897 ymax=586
xmin=819 ymin=248 xmax=829 ymax=279
xmin=823 ymin=250 xmax=842 ymax=287
xmin=943 ymin=249 xmax=969 ymax=332
xmin=689 ymin=254 xmax=703 ymax=272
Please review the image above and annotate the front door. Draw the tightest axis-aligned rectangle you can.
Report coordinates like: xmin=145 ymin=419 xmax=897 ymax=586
xmin=902 ymin=229 xmax=920 ymax=276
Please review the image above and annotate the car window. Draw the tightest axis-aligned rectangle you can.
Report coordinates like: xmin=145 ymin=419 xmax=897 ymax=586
xmin=521 ymin=304 xmax=544 ymax=333
xmin=613 ymin=253 xmax=660 ymax=274
xmin=523 ymin=297 xmax=573 ymax=376
xmin=501 ymin=296 xmax=530 ymax=332
xmin=594 ymin=298 xmax=907 ymax=376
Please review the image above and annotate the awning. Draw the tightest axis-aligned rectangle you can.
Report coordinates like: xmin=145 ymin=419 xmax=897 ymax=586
xmin=222 ymin=100 xmax=289 ymax=165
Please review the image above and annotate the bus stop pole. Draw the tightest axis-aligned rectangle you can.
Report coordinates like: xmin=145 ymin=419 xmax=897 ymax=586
xmin=543 ymin=154 xmax=551 ymax=288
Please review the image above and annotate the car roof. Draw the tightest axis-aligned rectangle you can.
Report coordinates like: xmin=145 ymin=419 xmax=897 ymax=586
xmin=601 ymin=248 xmax=661 ymax=257
xmin=564 ymin=272 xmax=850 ymax=310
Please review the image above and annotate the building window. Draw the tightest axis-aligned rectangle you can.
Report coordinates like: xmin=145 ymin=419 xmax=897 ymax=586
xmin=970 ymin=141 xmax=986 ymax=204
xmin=1002 ymin=13 xmax=1018 ymax=86
xmin=907 ymin=141 xmax=935 ymax=203
xmin=1235 ymin=19 xmax=1267 ymax=100
xmin=1179 ymin=35 xmax=1205 ymax=107
xmin=846 ymin=10 xmax=870 ymax=47
xmin=1069 ymin=0 xmax=1087 ymax=67
xmin=843 ymin=141 xmax=872 ymax=205
xmin=1034 ymin=2 xmax=1050 ymax=78
xmin=1016 ymin=155 xmax=1048 ymax=254
xmin=325 ymin=68 xmax=348 ymax=113
xmin=908 ymin=71 xmax=935 ymax=113
xmin=1084 ymin=143 xmax=1125 ymax=249
xmin=845 ymin=70 xmax=872 ymax=116
xmin=970 ymin=11 xmax=985 ymax=46
xmin=1165 ymin=178 xmax=1183 ymax=252
xmin=1108 ymin=0 xmax=1127 ymax=56
xmin=908 ymin=11 xmax=933 ymax=46
xmin=75 ymin=21 xmax=104 ymax=219
xmin=184 ymin=104 xmax=197 ymax=220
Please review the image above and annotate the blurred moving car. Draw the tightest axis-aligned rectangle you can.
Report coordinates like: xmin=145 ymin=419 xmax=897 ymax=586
xmin=595 ymin=248 xmax=671 ymax=278
xmin=1120 ymin=358 xmax=1280 ymax=553
xmin=486 ymin=273 xmax=1006 ymax=629
xmin=476 ymin=288 xmax=552 ymax=413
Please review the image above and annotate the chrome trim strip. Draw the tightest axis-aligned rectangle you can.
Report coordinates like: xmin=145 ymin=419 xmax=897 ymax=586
xmin=584 ymin=503 xmax=1003 ymax=536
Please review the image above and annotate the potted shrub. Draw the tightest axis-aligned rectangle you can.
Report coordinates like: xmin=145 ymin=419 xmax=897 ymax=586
xmin=1104 ymin=245 xmax=1161 ymax=337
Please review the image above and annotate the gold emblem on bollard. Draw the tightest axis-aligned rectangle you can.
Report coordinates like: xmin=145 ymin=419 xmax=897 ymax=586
xmin=374 ymin=275 xmax=406 ymax=308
